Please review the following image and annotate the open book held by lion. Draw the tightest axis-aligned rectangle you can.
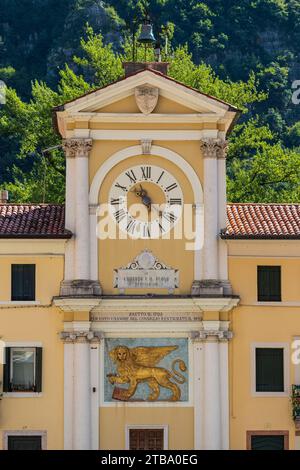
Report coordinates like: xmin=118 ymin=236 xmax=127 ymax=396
xmin=107 ymin=345 xmax=187 ymax=402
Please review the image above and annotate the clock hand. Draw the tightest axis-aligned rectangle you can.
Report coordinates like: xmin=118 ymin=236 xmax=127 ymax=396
xmin=150 ymin=204 xmax=163 ymax=218
xmin=132 ymin=184 xmax=152 ymax=211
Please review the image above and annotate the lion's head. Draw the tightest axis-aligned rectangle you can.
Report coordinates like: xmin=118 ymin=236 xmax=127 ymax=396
xmin=110 ymin=346 xmax=131 ymax=364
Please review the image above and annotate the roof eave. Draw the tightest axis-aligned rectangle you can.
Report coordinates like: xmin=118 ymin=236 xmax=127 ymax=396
xmin=0 ymin=233 xmax=72 ymax=240
xmin=221 ymin=234 xmax=300 ymax=240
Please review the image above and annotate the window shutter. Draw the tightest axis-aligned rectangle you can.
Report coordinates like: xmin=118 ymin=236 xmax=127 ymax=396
xmin=3 ymin=347 xmax=11 ymax=392
xmin=257 ymin=266 xmax=281 ymax=301
xmin=12 ymin=265 xmax=23 ymax=301
xmin=256 ymin=348 xmax=284 ymax=392
xmin=12 ymin=265 xmax=35 ymax=301
xmin=35 ymin=347 xmax=43 ymax=393
xmin=251 ymin=435 xmax=285 ymax=450
xmin=23 ymin=265 xmax=35 ymax=301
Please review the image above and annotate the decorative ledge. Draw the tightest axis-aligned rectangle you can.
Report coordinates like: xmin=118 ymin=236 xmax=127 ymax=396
xmin=53 ymin=297 xmax=101 ymax=312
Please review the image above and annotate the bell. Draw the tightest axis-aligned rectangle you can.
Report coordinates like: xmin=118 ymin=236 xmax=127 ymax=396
xmin=137 ymin=21 xmax=156 ymax=45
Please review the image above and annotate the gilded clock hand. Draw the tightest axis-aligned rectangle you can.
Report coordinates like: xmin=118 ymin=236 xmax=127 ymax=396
xmin=131 ymin=184 xmax=152 ymax=211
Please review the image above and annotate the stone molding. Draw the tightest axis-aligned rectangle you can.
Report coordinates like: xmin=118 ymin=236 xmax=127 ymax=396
xmin=63 ymin=138 xmax=93 ymax=158
xmin=190 ymin=329 xmax=233 ymax=343
xmin=200 ymin=138 xmax=228 ymax=159
xmin=140 ymin=139 xmax=153 ymax=155
xmin=59 ymin=279 xmax=102 ymax=297
xmin=60 ymin=331 xmax=103 ymax=344
xmin=191 ymin=279 xmax=233 ymax=297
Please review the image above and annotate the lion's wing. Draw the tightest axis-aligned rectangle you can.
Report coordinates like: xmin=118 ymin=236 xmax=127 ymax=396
xmin=131 ymin=346 xmax=178 ymax=367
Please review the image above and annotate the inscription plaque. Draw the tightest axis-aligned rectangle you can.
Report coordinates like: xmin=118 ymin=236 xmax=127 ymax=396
xmin=114 ymin=250 xmax=179 ymax=293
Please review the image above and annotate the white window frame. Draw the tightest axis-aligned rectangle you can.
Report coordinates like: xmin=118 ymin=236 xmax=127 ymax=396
xmin=10 ymin=347 xmax=36 ymax=392
xmin=125 ymin=425 xmax=169 ymax=450
xmin=3 ymin=430 xmax=47 ymax=450
xmin=3 ymin=342 xmax=42 ymax=398
xmin=251 ymin=342 xmax=289 ymax=397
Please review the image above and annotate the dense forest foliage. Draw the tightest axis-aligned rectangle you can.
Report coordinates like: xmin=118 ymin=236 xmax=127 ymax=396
xmin=0 ymin=0 xmax=300 ymax=203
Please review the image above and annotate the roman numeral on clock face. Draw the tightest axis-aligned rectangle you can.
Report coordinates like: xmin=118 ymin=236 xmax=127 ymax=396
xmin=158 ymin=222 xmax=165 ymax=233
xmin=125 ymin=170 xmax=137 ymax=184
xmin=141 ymin=167 xmax=151 ymax=180
xmin=156 ymin=171 xmax=165 ymax=184
xmin=111 ymin=198 xmax=121 ymax=206
xmin=126 ymin=219 xmax=137 ymax=234
xmin=115 ymin=182 xmax=127 ymax=192
xmin=114 ymin=209 xmax=127 ymax=223
xmin=162 ymin=212 xmax=177 ymax=223
xmin=143 ymin=223 xmax=151 ymax=238
xmin=170 ymin=198 xmax=182 ymax=205
xmin=166 ymin=183 xmax=178 ymax=192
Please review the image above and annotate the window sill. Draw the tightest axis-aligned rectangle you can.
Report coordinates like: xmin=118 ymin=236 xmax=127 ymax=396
xmin=3 ymin=392 xmax=43 ymax=398
xmin=253 ymin=301 xmax=283 ymax=306
xmin=0 ymin=301 xmax=41 ymax=307
xmin=252 ymin=391 xmax=288 ymax=397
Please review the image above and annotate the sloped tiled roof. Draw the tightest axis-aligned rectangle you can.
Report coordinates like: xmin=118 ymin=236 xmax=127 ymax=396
xmin=0 ymin=203 xmax=299 ymax=240
xmin=224 ymin=204 xmax=300 ymax=239
xmin=0 ymin=204 xmax=71 ymax=238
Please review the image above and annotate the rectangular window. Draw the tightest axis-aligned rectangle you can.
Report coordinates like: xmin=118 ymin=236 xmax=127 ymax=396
xmin=247 ymin=431 xmax=288 ymax=450
xmin=257 ymin=266 xmax=281 ymax=301
xmin=256 ymin=348 xmax=284 ymax=392
xmin=3 ymin=347 xmax=42 ymax=393
xmin=11 ymin=264 xmax=35 ymax=301
xmin=7 ymin=435 xmax=42 ymax=450
xmin=129 ymin=429 xmax=164 ymax=450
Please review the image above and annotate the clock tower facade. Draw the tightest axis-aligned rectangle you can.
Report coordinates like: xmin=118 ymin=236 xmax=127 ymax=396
xmin=54 ymin=62 xmax=240 ymax=450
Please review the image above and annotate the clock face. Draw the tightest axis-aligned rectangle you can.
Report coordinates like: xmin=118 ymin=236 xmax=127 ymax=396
xmin=109 ymin=165 xmax=183 ymax=239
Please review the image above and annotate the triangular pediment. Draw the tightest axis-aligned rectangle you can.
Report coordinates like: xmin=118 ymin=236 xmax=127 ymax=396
xmin=60 ymin=69 xmax=237 ymax=116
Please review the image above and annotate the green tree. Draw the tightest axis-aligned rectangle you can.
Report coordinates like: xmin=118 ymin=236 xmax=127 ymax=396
xmin=1 ymin=28 xmax=297 ymax=205
xmin=227 ymin=120 xmax=300 ymax=202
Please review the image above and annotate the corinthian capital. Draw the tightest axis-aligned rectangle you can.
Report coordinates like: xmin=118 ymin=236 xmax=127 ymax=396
xmin=200 ymin=138 xmax=228 ymax=159
xmin=62 ymin=139 xmax=93 ymax=158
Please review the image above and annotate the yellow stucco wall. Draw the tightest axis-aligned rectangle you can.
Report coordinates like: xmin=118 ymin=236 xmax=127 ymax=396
xmin=228 ymin=255 xmax=299 ymax=450
xmin=0 ymin=256 xmax=64 ymax=303
xmin=0 ymin=255 xmax=64 ymax=450
xmin=97 ymin=153 xmax=196 ymax=295
xmin=100 ymin=407 xmax=194 ymax=450
xmin=97 ymin=95 xmax=210 ymax=114
xmin=90 ymin=139 xmax=203 ymax=296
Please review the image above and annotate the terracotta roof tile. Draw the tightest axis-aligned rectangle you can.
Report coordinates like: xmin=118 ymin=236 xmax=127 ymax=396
xmin=0 ymin=204 xmax=71 ymax=239
xmin=0 ymin=203 xmax=299 ymax=240
xmin=224 ymin=204 xmax=300 ymax=239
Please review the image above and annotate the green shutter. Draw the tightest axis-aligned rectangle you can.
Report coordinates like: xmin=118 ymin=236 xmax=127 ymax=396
xmin=256 ymin=348 xmax=284 ymax=392
xmin=12 ymin=265 xmax=35 ymax=301
xmin=251 ymin=435 xmax=285 ymax=450
xmin=35 ymin=347 xmax=43 ymax=393
xmin=3 ymin=347 xmax=11 ymax=392
xmin=257 ymin=266 xmax=281 ymax=301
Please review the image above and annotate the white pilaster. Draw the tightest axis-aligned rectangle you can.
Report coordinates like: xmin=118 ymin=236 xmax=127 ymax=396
xmin=201 ymin=139 xmax=219 ymax=280
xmin=74 ymin=139 xmax=93 ymax=280
xmin=194 ymin=203 xmax=204 ymax=281
xmin=192 ymin=336 xmax=204 ymax=450
xmin=63 ymin=337 xmax=74 ymax=450
xmin=73 ymin=335 xmax=91 ymax=450
xmin=219 ymin=337 xmax=230 ymax=449
xmin=89 ymin=205 xmax=98 ymax=281
xmin=217 ymin=142 xmax=231 ymax=290
xmin=203 ymin=337 xmax=221 ymax=449
xmin=90 ymin=337 xmax=100 ymax=450
xmin=62 ymin=141 xmax=76 ymax=280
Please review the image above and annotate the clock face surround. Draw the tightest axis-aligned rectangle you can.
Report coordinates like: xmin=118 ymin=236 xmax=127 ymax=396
xmin=109 ymin=165 xmax=183 ymax=239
